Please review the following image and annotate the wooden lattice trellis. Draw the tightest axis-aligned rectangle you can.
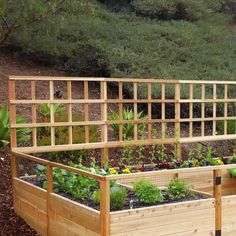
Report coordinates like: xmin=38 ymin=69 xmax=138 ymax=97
xmin=9 ymin=77 xmax=236 ymax=164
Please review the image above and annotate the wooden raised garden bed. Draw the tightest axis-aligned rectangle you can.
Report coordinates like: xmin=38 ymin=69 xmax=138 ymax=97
xmin=9 ymin=77 xmax=236 ymax=235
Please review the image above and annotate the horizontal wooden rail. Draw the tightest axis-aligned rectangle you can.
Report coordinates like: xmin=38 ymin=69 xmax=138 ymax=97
xmin=9 ymin=76 xmax=236 ymax=84
xmin=13 ymin=151 xmax=105 ymax=181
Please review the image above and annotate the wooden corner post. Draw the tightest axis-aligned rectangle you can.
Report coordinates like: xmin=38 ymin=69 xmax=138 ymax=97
xmin=8 ymin=79 xmax=18 ymax=178
xmin=214 ymin=169 xmax=222 ymax=236
xmin=100 ymin=178 xmax=110 ymax=236
xmin=47 ymin=164 xmax=53 ymax=236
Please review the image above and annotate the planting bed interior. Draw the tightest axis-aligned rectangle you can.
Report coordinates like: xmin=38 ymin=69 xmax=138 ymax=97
xmin=9 ymin=76 xmax=236 ymax=236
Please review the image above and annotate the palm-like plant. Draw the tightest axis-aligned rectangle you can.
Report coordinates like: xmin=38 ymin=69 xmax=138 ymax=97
xmin=108 ymin=108 xmax=147 ymax=140
xmin=0 ymin=106 xmax=30 ymax=147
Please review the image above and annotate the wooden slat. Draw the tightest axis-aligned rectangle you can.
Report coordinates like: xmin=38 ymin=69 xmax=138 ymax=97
xmin=110 ymin=199 xmax=215 ymax=235
xmin=161 ymin=83 xmax=166 ymax=139
xmin=189 ymin=84 xmax=193 ymax=137
xmin=133 ymin=82 xmax=138 ymax=141
xmin=101 ymin=81 xmax=109 ymax=166
xmin=119 ymin=82 xmax=123 ymax=141
xmin=213 ymin=84 xmax=217 ymax=136
xmin=224 ymin=84 xmax=228 ymax=135
xmin=84 ymin=81 xmax=90 ymax=143
xmin=49 ymin=81 xmax=55 ymax=146
xmin=31 ymin=81 xmax=37 ymax=147
xmin=148 ymin=83 xmax=152 ymax=139
xmin=49 ymin=193 xmax=100 ymax=235
xmin=201 ymin=84 xmax=205 ymax=137
xmin=67 ymin=81 xmax=73 ymax=144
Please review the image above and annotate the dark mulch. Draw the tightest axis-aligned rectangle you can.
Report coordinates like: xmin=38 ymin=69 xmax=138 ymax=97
xmin=25 ymin=175 xmax=204 ymax=212
xmin=0 ymin=147 xmax=37 ymax=236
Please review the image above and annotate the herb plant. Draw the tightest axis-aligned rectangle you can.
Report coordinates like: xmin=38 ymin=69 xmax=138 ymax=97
xmin=167 ymin=179 xmax=192 ymax=200
xmin=92 ymin=186 xmax=127 ymax=210
xmin=133 ymin=179 xmax=163 ymax=204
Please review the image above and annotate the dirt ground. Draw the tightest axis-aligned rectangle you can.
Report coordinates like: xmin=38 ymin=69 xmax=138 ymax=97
xmin=0 ymin=50 xmax=69 ymax=236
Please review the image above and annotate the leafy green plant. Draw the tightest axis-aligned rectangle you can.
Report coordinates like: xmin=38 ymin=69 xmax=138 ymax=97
xmin=228 ymin=153 xmax=236 ymax=164
xmin=35 ymin=162 xmax=105 ymax=201
xmin=133 ymin=179 xmax=163 ymax=204
xmin=0 ymin=106 xmax=30 ymax=146
xmin=167 ymin=179 xmax=192 ymax=200
xmin=157 ymin=144 xmax=167 ymax=163
xmin=196 ymin=143 xmax=203 ymax=160
xmin=199 ymin=146 xmax=217 ymax=166
xmin=92 ymin=186 xmax=127 ymax=210
xmin=108 ymin=109 xmax=146 ymax=140
xmin=120 ymin=145 xmax=133 ymax=166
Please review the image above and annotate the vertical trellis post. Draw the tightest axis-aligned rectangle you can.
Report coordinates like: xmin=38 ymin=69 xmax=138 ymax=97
xmin=133 ymin=82 xmax=138 ymax=141
xmin=31 ymin=81 xmax=37 ymax=147
xmin=224 ymin=84 xmax=228 ymax=136
xmin=118 ymin=82 xmax=123 ymax=141
xmin=175 ymin=82 xmax=181 ymax=160
xmin=9 ymin=79 xmax=18 ymax=178
xmin=189 ymin=83 xmax=193 ymax=138
xmin=213 ymin=84 xmax=217 ymax=136
xmin=161 ymin=83 xmax=166 ymax=140
xmin=84 ymin=81 xmax=90 ymax=143
xmin=201 ymin=84 xmax=205 ymax=137
xmin=101 ymin=81 xmax=108 ymax=166
xmin=67 ymin=81 xmax=73 ymax=144
xmin=148 ymin=82 xmax=152 ymax=140
xmin=49 ymin=81 xmax=55 ymax=146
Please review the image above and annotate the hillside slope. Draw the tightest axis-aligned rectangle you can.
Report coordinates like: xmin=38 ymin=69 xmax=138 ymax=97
xmin=5 ymin=0 xmax=236 ymax=85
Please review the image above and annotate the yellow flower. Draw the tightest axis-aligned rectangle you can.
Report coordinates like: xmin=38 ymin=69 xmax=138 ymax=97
xmin=122 ymin=168 xmax=131 ymax=173
xmin=109 ymin=168 xmax=118 ymax=175
xmin=216 ymin=159 xmax=224 ymax=165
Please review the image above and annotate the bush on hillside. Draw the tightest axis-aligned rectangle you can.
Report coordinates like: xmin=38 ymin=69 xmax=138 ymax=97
xmin=3 ymin=0 xmax=236 ymax=98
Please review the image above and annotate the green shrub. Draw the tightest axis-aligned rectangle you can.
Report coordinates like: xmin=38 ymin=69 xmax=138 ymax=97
xmin=108 ymin=109 xmax=146 ymax=140
xmin=0 ymin=106 xmax=30 ymax=146
xmin=131 ymin=0 xmax=220 ymax=21
xmin=92 ymin=186 xmax=127 ymax=210
xmin=167 ymin=179 xmax=192 ymax=200
xmin=4 ymin=0 xmax=236 ymax=100
xmin=133 ymin=179 xmax=163 ymax=204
